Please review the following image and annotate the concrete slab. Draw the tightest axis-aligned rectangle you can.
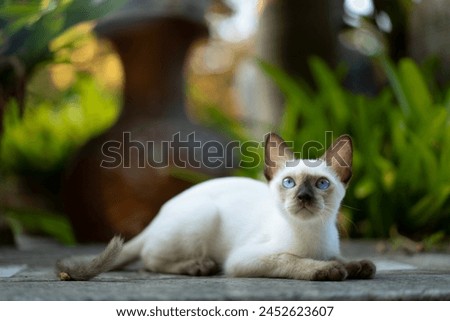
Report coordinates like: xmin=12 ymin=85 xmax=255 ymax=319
xmin=1 ymin=239 xmax=449 ymax=300
xmin=0 ymin=265 xmax=26 ymax=278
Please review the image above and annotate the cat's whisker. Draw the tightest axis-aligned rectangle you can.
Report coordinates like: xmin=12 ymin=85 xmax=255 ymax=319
xmin=318 ymin=213 xmax=326 ymax=226
xmin=341 ymin=204 xmax=362 ymax=212
xmin=338 ymin=213 xmax=358 ymax=231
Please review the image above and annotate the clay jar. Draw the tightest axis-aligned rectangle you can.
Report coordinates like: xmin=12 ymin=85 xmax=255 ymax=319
xmin=63 ymin=1 xmax=234 ymax=242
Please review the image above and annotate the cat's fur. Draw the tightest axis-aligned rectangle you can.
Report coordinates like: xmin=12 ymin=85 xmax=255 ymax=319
xmin=56 ymin=133 xmax=375 ymax=281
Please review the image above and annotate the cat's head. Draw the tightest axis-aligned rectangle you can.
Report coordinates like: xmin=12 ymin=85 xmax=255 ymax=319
xmin=264 ymin=133 xmax=352 ymax=222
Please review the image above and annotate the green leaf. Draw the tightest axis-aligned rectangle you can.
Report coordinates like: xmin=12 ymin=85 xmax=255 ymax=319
xmin=63 ymin=0 xmax=127 ymax=29
xmin=257 ymin=58 xmax=304 ymax=103
xmin=4 ymin=208 xmax=76 ymax=245
xmin=423 ymin=231 xmax=446 ymax=250
xmin=257 ymin=58 xmax=308 ymax=139
xmin=0 ymin=4 xmax=41 ymax=19
xmin=379 ymin=55 xmax=411 ymax=116
xmin=398 ymin=58 xmax=433 ymax=120
xmin=353 ymin=176 xmax=376 ymax=199
xmin=410 ymin=187 xmax=450 ymax=226
xmin=2 ymin=99 xmax=20 ymax=130
xmin=1 ymin=0 xmax=126 ymax=74
xmin=309 ymin=56 xmax=349 ymax=125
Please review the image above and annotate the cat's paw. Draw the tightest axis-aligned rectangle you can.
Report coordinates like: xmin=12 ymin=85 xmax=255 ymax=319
xmin=185 ymin=258 xmax=218 ymax=276
xmin=312 ymin=261 xmax=348 ymax=281
xmin=345 ymin=260 xmax=376 ymax=279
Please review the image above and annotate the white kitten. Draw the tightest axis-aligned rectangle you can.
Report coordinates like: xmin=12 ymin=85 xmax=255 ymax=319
xmin=57 ymin=133 xmax=375 ymax=281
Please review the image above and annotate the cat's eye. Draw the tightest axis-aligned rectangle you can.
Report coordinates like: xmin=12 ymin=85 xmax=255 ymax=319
xmin=282 ymin=177 xmax=296 ymax=189
xmin=316 ymin=177 xmax=330 ymax=190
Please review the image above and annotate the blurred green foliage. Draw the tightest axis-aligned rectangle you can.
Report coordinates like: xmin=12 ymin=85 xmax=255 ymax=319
xmin=1 ymin=1 xmax=448 ymax=245
xmin=1 ymin=77 xmax=120 ymax=175
xmin=257 ymin=56 xmax=450 ymax=238
xmin=201 ymin=57 xmax=450 ymax=240
xmin=0 ymin=76 xmax=120 ymax=244
xmin=0 ymin=0 xmax=126 ymax=71
xmin=0 ymin=0 xmax=125 ymax=244
xmin=4 ymin=207 xmax=76 ymax=244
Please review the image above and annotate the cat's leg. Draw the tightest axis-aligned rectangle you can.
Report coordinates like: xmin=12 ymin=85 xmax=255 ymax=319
xmin=224 ymin=247 xmax=347 ymax=281
xmin=335 ymin=256 xmax=376 ymax=279
xmin=142 ymin=253 xmax=219 ymax=276
xmin=140 ymin=230 xmax=219 ymax=276
xmin=139 ymin=199 xmax=221 ymax=276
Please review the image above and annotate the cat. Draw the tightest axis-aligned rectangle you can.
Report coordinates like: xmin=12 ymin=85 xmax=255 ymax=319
xmin=56 ymin=133 xmax=375 ymax=281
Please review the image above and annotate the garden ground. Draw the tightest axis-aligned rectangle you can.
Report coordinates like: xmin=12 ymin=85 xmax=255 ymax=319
xmin=1 ymin=236 xmax=449 ymax=300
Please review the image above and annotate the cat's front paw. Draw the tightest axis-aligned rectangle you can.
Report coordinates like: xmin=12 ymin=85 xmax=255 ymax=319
xmin=345 ymin=260 xmax=376 ymax=279
xmin=312 ymin=261 xmax=347 ymax=281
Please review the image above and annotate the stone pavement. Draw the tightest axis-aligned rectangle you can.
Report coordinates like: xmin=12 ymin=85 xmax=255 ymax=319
xmin=1 ymin=236 xmax=449 ymax=300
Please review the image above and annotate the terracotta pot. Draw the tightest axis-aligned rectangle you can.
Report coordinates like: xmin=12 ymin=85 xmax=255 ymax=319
xmin=63 ymin=0 xmax=235 ymax=242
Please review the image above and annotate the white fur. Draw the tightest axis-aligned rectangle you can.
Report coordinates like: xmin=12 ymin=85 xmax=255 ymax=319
xmin=116 ymin=159 xmax=345 ymax=280
xmin=57 ymin=134 xmax=377 ymax=281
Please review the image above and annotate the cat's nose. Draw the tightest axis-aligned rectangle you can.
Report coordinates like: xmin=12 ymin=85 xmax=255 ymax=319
xmin=297 ymin=184 xmax=314 ymax=202
xmin=297 ymin=191 xmax=313 ymax=202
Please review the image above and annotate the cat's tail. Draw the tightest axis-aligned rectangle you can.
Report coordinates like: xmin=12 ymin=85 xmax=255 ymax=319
xmin=56 ymin=234 xmax=144 ymax=281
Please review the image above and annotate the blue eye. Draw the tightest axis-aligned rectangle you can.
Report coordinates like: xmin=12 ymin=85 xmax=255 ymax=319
xmin=282 ymin=177 xmax=296 ymax=189
xmin=316 ymin=178 xmax=330 ymax=190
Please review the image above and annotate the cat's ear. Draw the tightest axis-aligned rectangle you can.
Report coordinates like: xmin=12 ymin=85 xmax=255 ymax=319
xmin=264 ymin=132 xmax=295 ymax=181
xmin=322 ymin=135 xmax=353 ymax=184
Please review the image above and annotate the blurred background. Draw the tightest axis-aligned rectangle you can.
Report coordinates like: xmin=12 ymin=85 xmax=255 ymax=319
xmin=0 ymin=0 xmax=448 ymax=251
